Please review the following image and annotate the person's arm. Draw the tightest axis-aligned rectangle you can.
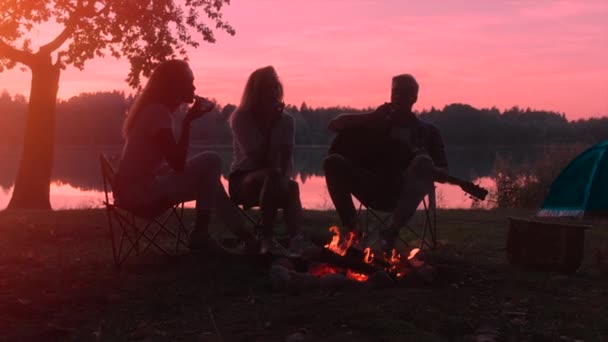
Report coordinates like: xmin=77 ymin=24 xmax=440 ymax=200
xmin=153 ymin=119 xmax=192 ymax=172
xmin=232 ymin=115 xmax=268 ymax=165
xmin=328 ymin=103 xmax=392 ymax=132
xmin=154 ymin=98 xmax=214 ymax=172
xmin=279 ymin=115 xmax=295 ymax=176
xmin=427 ymin=126 xmax=449 ymax=183
xmin=280 ymin=145 xmax=293 ymax=175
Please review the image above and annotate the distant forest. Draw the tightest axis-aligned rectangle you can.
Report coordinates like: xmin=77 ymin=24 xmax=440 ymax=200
xmin=1 ymin=90 xmax=607 ymax=147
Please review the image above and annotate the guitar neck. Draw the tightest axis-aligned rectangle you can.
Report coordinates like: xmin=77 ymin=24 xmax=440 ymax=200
xmin=441 ymin=174 xmax=488 ymax=201
xmin=443 ymin=174 xmax=468 ymax=188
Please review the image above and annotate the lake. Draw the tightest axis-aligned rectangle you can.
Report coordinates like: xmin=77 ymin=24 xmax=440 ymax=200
xmin=0 ymin=145 xmax=565 ymax=210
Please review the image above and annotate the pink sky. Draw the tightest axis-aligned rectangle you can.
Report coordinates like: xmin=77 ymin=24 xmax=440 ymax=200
xmin=1 ymin=0 xmax=607 ymax=119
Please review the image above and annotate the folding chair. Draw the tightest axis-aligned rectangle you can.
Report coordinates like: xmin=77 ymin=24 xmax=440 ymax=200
xmin=358 ymin=187 xmax=438 ymax=251
xmin=235 ymin=202 xmax=264 ymax=240
xmin=99 ymin=154 xmax=189 ymax=267
xmin=230 ymin=200 xmax=288 ymax=247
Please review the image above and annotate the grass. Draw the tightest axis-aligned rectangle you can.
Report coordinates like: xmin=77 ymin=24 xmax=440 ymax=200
xmin=0 ymin=209 xmax=607 ymax=341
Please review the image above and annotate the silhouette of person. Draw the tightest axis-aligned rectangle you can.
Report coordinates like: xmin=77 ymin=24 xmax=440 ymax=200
xmin=228 ymin=66 xmax=303 ymax=254
xmin=325 ymin=74 xmax=449 ymax=252
xmin=113 ymin=59 xmax=257 ymax=254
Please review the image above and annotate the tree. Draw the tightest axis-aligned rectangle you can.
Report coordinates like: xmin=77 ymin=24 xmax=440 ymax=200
xmin=0 ymin=0 xmax=235 ymax=209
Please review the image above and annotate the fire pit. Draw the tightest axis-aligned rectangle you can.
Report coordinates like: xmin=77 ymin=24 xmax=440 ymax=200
xmin=268 ymin=226 xmax=434 ymax=294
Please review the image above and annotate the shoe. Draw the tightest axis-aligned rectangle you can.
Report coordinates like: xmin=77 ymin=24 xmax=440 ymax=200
xmin=260 ymin=237 xmax=289 ymax=255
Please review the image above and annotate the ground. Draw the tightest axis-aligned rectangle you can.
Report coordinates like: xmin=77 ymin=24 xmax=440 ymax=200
xmin=0 ymin=209 xmax=607 ymax=341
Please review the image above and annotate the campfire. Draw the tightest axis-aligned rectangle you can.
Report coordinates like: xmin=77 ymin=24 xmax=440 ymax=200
xmin=268 ymin=226 xmax=433 ymax=293
xmin=308 ymin=226 xmax=424 ymax=282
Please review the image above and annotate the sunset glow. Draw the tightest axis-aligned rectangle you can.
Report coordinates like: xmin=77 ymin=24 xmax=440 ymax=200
xmin=0 ymin=0 xmax=606 ymax=119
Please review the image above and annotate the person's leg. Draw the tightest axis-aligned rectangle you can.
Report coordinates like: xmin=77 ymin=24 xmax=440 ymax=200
xmin=323 ymin=154 xmax=359 ymax=231
xmin=230 ymin=168 xmax=300 ymax=254
xmin=282 ymin=180 xmax=303 ymax=237
xmin=258 ymin=168 xmax=288 ymax=238
xmin=212 ymin=182 xmax=257 ymax=249
xmin=183 ymin=152 xmax=222 ymax=237
xmin=324 ymin=153 xmax=388 ymax=234
xmin=382 ymin=155 xmax=435 ymax=249
xmin=156 ymin=152 xmax=250 ymax=252
xmin=232 ymin=168 xmax=287 ymax=239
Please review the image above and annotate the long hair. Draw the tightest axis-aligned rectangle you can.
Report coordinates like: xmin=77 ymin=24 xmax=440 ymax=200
xmin=229 ymin=66 xmax=284 ymax=127
xmin=123 ymin=60 xmax=191 ymax=138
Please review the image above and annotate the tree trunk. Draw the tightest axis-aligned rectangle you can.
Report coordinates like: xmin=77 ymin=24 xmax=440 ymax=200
xmin=7 ymin=54 xmax=60 ymax=210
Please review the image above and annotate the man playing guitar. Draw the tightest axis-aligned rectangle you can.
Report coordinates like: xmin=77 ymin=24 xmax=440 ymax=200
xmin=325 ymin=74 xmax=450 ymax=252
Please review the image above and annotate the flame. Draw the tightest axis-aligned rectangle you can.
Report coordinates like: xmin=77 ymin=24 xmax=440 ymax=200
xmin=325 ymin=226 xmax=345 ymax=256
xmin=363 ymin=247 xmax=374 ymax=264
xmin=388 ymin=248 xmax=401 ymax=273
xmin=325 ymin=225 xmax=357 ymax=256
xmin=324 ymin=226 xmax=341 ymax=251
xmin=407 ymin=248 xmax=425 ymax=268
xmin=408 ymin=248 xmax=420 ymax=260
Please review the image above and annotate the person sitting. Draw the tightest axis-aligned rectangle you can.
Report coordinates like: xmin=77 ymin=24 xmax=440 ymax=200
xmin=324 ymin=74 xmax=449 ymax=252
xmin=113 ymin=59 xmax=257 ymax=255
xmin=228 ymin=66 xmax=303 ymax=254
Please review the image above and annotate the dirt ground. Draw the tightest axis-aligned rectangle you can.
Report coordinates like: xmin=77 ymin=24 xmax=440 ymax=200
xmin=1 ymin=209 xmax=607 ymax=341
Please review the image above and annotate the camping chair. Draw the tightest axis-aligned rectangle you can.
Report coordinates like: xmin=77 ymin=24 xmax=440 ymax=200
xmin=229 ymin=196 xmax=290 ymax=248
xmin=234 ymin=201 xmax=264 ymax=240
xmin=358 ymin=187 xmax=438 ymax=251
xmin=99 ymin=154 xmax=189 ymax=267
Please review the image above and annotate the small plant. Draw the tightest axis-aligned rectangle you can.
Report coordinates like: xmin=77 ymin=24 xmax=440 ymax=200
xmin=492 ymin=144 xmax=586 ymax=209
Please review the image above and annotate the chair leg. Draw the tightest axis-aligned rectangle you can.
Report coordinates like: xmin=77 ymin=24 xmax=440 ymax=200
xmin=236 ymin=207 xmax=263 ymax=240
xmin=108 ymin=208 xmax=181 ymax=267
xmin=172 ymin=203 xmax=188 ymax=253
xmin=105 ymin=205 xmax=120 ymax=266
xmin=362 ymin=195 xmax=438 ymax=252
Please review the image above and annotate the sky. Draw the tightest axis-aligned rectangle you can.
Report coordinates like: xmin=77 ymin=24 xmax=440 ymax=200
xmin=0 ymin=0 xmax=607 ymax=120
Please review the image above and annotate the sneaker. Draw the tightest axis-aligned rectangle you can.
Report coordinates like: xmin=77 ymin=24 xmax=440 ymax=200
xmin=260 ymin=237 xmax=289 ymax=255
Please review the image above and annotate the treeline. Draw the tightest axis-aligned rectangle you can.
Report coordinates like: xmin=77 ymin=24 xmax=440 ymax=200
xmin=0 ymin=90 xmax=606 ymax=146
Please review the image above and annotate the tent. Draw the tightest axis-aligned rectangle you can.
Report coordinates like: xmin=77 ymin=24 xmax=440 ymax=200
xmin=537 ymin=141 xmax=608 ymax=218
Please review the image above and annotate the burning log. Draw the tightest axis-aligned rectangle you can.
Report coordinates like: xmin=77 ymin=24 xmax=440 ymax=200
xmin=318 ymin=247 xmax=383 ymax=276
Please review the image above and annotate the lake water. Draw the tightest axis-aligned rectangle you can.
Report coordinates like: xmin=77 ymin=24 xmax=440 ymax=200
xmin=0 ymin=145 xmax=556 ymax=210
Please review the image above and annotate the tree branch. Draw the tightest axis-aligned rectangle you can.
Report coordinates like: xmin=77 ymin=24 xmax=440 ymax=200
xmin=0 ymin=39 xmax=35 ymax=67
xmin=38 ymin=19 xmax=79 ymax=55
xmin=38 ymin=1 xmax=109 ymax=55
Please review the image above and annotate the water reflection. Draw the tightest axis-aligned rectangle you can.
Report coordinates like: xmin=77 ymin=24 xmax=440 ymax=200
xmin=0 ymin=182 xmax=107 ymax=210
xmin=0 ymin=146 xmax=512 ymax=210
xmin=0 ymin=175 xmax=496 ymax=210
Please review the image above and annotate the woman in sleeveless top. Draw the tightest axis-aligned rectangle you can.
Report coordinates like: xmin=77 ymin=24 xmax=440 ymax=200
xmin=113 ymin=60 xmax=256 ymax=254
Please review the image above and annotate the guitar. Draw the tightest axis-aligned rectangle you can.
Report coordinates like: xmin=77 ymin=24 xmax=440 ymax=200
xmin=329 ymin=113 xmax=489 ymax=201
xmin=443 ymin=174 xmax=488 ymax=201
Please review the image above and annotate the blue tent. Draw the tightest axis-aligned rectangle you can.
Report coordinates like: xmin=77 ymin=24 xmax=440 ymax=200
xmin=537 ymin=141 xmax=608 ymax=218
